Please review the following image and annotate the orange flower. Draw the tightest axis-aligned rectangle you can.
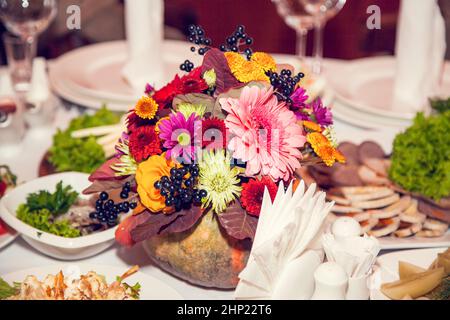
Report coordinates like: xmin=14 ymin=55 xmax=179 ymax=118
xmin=307 ymin=132 xmax=345 ymax=166
xmin=135 ymin=154 xmax=176 ymax=213
xmin=224 ymin=52 xmax=276 ymax=83
xmin=135 ymin=96 xmax=158 ymax=120
xmin=303 ymin=120 xmax=322 ymax=132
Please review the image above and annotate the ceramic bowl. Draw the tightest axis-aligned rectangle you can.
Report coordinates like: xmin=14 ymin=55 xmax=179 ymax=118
xmin=0 ymin=172 xmax=117 ymax=260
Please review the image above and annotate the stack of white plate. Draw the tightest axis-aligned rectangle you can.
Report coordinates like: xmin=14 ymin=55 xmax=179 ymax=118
xmin=49 ymin=40 xmax=203 ymax=111
xmin=325 ymin=56 xmax=450 ymax=129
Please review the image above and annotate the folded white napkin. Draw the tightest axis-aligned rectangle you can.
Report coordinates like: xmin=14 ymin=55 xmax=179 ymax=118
xmin=322 ymin=233 xmax=380 ymax=278
xmin=234 ymin=181 xmax=334 ymax=300
xmin=122 ymin=0 xmax=165 ymax=93
xmin=393 ymin=0 xmax=446 ymax=113
xmin=26 ymin=58 xmax=50 ymax=103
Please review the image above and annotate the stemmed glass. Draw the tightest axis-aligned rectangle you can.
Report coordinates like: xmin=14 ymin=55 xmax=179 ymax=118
xmin=272 ymin=0 xmax=315 ymax=61
xmin=300 ymin=0 xmax=346 ymax=74
xmin=0 ymin=0 xmax=57 ymax=91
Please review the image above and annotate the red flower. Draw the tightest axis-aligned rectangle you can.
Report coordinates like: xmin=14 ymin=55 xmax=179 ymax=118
xmin=152 ymin=67 xmax=208 ymax=108
xmin=129 ymin=126 xmax=162 ymax=163
xmin=240 ymin=177 xmax=278 ymax=217
xmin=201 ymin=117 xmax=227 ymax=149
xmin=127 ymin=110 xmax=154 ymax=132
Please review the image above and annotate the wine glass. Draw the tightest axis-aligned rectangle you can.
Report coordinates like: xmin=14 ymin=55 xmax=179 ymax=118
xmin=300 ymin=0 xmax=346 ymax=74
xmin=272 ymin=0 xmax=315 ymax=62
xmin=0 ymin=0 xmax=57 ymax=91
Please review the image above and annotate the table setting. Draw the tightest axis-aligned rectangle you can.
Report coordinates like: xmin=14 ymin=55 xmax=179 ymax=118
xmin=0 ymin=0 xmax=449 ymax=301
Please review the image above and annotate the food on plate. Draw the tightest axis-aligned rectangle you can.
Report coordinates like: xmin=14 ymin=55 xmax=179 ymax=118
xmin=49 ymin=107 xmax=121 ymax=173
xmin=305 ymin=140 xmax=449 ymax=239
xmin=0 ymin=165 xmax=17 ymax=199
xmin=398 ymin=261 xmax=426 ymax=280
xmin=15 ymin=181 xmax=134 ymax=237
xmin=0 ymin=265 xmax=141 ymax=300
xmin=0 ymin=165 xmax=17 ymax=236
xmin=381 ymin=267 xmax=445 ymax=300
xmin=389 ymin=111 xmax=450 ymax=202
xmin=381 ymin=248 xmax=450 ymax=300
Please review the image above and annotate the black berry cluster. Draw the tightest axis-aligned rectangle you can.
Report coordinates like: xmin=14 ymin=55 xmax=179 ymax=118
xmin=180 ymin=59 xmax=195 ymax=72
xmin=154 ymin=164 xmax=207 ymax=212
xmin=89 ymin=182 xmax=137 ymax=227
xmin=219 ymin=25 xmax=254 ymax=60
xmin=266 ymin=69 xmax=305 ymax=103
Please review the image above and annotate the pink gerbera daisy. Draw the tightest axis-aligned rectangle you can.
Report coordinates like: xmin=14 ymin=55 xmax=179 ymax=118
xmin=158 ymin=112 xmax=200 ymax=163
xmin=220 ymin=86 xmax=306 ymax=181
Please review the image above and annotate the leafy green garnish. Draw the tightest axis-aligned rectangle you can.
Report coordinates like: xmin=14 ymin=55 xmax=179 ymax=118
xmin=389 ymin=111 xmax=450 ymax=200
xmin=0 ymin=278 xmax=19 ymax=300
xmin=49 ymin=106 xmax=120 ymax=173
xmin=122 ymin=282 xmax=141 ymax=300
xmin=26 ymin=181 xmax=78 ymax=215
xmin=16 ymin=204 xmax=81 ymax=238
xmin=430 ymin=97 xmax=450 ymax=114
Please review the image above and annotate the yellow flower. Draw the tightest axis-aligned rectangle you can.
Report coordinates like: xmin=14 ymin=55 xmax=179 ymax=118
xmin=135 ymin=96 xmax=158 ymax=120
xmin=135 ymin=154 xmax=176 ymax=213
xmin=224 ymin=51 xmax=276 ymax=83
xmin=251 ymin=52 xmax=277 ymax=72
xmin=303 ymin=120 xmax=322 ymax=132
xmin=307 ymin=132 xmax=345 ymax=166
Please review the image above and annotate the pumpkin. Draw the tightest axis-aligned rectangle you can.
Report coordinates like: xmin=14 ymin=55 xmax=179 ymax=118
xmin=143 ymin=211 xmax=251 ymax=289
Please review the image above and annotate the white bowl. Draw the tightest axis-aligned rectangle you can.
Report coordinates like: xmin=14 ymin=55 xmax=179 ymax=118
xmin=0 ymin=172 xmax=118 ymax=260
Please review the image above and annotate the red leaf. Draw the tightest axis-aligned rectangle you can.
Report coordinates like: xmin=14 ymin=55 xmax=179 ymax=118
xmin=83 ymin=176 xmax=134 ymax=195
xmin=202 ymin=48 xmax=240 ymax=94
xmin=217 ymin=202 xmax=258 ymax=240
xmin=88 ymin=158 xmax=121 ymax=182
xmin=115 ymin=211 xmax=153 ymax=246
xmin=159 ymin=206 xmax=204 ymax=235
xmin=130 ymin=211 xmax=182 ymax=243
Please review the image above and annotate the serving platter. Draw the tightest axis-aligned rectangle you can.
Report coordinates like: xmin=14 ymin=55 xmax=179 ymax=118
xmin=369 ymin=247 xmax=447 ymax=300
xmin=1 ymin=264 xmax=183 ymax=300
xmin=327 ymin=56 xmax=450 ymax=121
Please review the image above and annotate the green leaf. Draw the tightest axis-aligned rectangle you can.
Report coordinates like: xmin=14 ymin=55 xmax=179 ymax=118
xmin=26 ymin=181 xmax=78 ymax=215
xmin=49 ymin=106 xmax=121 ymax=173
xmin=0 ymin=277 xmax=19 ymax=300
xmin=389 ymin=111 xmax=450 ymax=200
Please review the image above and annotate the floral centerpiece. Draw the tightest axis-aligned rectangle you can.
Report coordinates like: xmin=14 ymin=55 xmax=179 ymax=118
xmin=84 ymin=25 xmax=344 ymax=288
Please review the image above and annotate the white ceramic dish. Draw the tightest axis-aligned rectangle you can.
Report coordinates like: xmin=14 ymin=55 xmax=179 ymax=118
xmin=0 ymin=172 xmax=119 ymax=260
xmin=369 ymin=247 xmax=447 ymax=300
xmin=327 ymin=56 xmax=450 ymax=121
xmin=1 ymin=264 xmax=183 ymax=300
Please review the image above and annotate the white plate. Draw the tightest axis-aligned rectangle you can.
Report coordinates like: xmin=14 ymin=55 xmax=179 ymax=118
xmin=377 ymin=231 xmax=450 ymax=250
xmin=49 ymin=40 xmax=203 ymax=111
xmin=327 ymin=56 xmax=450 ymax=121
xmin=1 ymin=264 xmax=183 ymax=300
xmin=0 ymin=172 xmax=120 ymax=260
xmin=369 ymin=247 xmax=447 ymax=300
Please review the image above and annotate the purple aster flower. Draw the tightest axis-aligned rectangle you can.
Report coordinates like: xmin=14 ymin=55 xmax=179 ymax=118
xmin=310 ymin=98 xmax=333 ymax=126
xmin=158 ymin=112 xmax=200 ymax=163
xmin=145 ymin=83 xmax=155 ymax=95
xmin=115 ymin=132 xmax=130 ymax=158
xmin=290 ymin=87 xmax=309 ymax=110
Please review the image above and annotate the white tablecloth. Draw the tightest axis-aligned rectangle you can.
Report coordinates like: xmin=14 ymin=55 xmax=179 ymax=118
xmin=0 ymin=65 xmax=401 ymax=299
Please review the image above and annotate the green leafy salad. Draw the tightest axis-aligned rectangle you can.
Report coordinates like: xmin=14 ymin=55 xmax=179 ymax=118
xmin=16 ymin=181 xmax=81 ymax=238
xmin=49 ymin=107 xmax=120 ymax=173
xmin=389 ymin=110 xmax=450 ymax=200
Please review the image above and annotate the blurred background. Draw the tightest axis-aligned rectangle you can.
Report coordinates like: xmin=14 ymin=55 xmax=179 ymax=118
xmin=1 ymin=0 xmax=449 ymax=65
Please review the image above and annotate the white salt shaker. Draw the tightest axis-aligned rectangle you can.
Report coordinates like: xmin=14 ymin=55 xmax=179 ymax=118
xmin=311 ymin=262 xmax=348 ymax=300
xmin=332 ymin=217 xmax=362 ymax=243
xmin=345 ymin=275 xmax=370 ymax=300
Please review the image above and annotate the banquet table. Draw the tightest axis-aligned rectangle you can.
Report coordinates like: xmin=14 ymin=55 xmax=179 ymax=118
xmin=0 ymin=59 xmax=402 ymax=299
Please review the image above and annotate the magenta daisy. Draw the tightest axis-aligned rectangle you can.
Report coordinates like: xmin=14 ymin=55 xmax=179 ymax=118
xmin=158 ymin=112 xmax=200 ymax=163
xmin=290 ymin=87 xmax=309 ymax=110
xmin=220 ymin=86 xmax=306 ymax=181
